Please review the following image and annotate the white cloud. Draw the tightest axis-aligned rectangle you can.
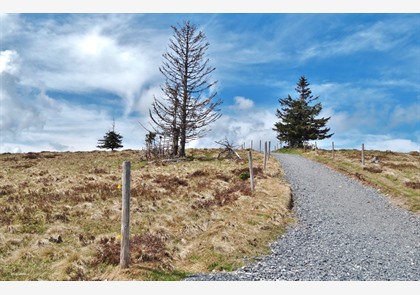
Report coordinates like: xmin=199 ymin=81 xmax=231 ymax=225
xmin=233 ymin=96 xmax=254 ymax=110
xmin=299 ymin=17 xmax=416 ymax=62
xmin=272 ymin=102 xmax=419 ymax=153
xmin=365 ymin=137 xmax=420 ymax=152
xmin=0 ymin=14 xmax=21 ymax=42
xmin=369 ymin=78 xmax=419 ymax=90
xmin=135 ymin=84 xmax=163 ymax=116
xmin=364 ymin=135 xmax=419 ymax=152
xmin=78 ymin=33 xmax=113 ymax=56
xmin=0 ymin=46 xmax=146 ymax=153
xmin=0 ymin=50 xmax=20 ymax=75
xmin=311 ymin=82 xmax=391 ymax=108
xmin=315 ymin=132 xmax=419 ymax=153
xmin=188 ymin=108 xmax=279 ymax=150
xmin=311 ymin=82 xmax=401 ymax=134
xmin=0 ymin=14 xmax=170 ymax=152
xmin=1 ymin=50 xmax=45 ymax=138
xmin=27 ymin=30 xmax=161 ymax=114
xmin=318 ymin=105 xmax=386 ymax=137
xmin=390 ymin=103 xmax=420 ymax=127
xmin=1 ymin=97 xmax=145 ymax=153
xmin=319 ymin=107 xmax=352 ymax=134
xmin=6 ymin=14 xmax=168 ymax=117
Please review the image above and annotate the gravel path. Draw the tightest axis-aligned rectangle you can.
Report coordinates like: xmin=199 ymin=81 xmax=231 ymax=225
xmin=185 ymin=153 xmax=420 ymax=281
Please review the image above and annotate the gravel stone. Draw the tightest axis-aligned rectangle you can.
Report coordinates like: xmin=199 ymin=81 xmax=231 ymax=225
xmin=184 ymin=153 xmax=420 ymax=281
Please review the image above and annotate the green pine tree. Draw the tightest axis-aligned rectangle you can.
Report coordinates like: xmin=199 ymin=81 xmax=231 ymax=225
xmin=273 ymin=76 xmax=333 ymax=148
xmin=97 ymin=120 xmax=123 ymax=151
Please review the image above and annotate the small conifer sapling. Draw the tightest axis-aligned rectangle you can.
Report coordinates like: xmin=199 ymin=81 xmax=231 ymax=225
xmin=97 ymin=120 xmax=123 ymax=151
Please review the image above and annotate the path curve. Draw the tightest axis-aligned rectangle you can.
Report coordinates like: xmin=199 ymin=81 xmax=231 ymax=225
xmin=185 ymin=153 xmax=420 ymax=281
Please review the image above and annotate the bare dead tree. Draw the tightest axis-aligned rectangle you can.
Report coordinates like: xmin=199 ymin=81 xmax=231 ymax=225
xmin=138 ymin=120 xmax=170 ymax=160
xmin=215 ymin=137 xmax=242 ymax=160
xmin=151 ymin=20 xmax=222 ymax=158
xmin=144 ymin=131 xmax=158 ymax=160
xmin=149 ymin=82 xmax=180 ymax=156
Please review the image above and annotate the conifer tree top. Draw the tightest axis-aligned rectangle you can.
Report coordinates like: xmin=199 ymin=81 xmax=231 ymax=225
xmin=273 ymin=76 xmax=333 ymax=148
xmin=97 ymin=120 xmax=123 ymax=151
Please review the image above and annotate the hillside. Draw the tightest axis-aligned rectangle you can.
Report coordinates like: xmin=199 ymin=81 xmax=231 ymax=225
xmin=0 ymin=148 xmax=292 ymax=280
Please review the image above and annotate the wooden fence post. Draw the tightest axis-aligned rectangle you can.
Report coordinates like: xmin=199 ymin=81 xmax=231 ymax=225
xmin=251 ymin=140 xmax=253 ymax=150
xmin=268 ymin=141 xmax=271 ymax=159
xmin=120 ymin=161 xmax=131 ymax=268
xmin=332 ymin=141 xmax=335 ymax=160
xmin=361 ymin=143 xmax=365 ymax=166
xmin=248 ymin=150 xmax=255 ymax=192
xmin=259 ymin=140 xmax=262 ymax=152
xmin=263 ymin=141 xmax=267 ymax=171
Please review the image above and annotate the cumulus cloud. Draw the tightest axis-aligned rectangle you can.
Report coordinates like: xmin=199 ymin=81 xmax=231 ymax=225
xmin=135 ymin=84 xmax=163 ymax=116
xmin=1 ymin=97 xmax=144 ymax=153
xmin=364 ymin=135 xmax=419 ymax=152
xmin=188 ymin=107 xmax=279 ymax=150
xmin=0 ymin=14 xmax=169 ymax=152
xmin=0 ymin=50 xmax=45 ymax=138
xmin=319 ymin=107 xmax=367 ymax=135
xmin=0 ymin=50 xmax=20 ymax=75
xmin=314 ymin=131 xmax=419 ymax=153
xmin=5 ymin=14 xmax=168 ymax=117
xmin=382 ymin=139 xmax=419 ymax=152
xmin=0 ymin=46 xmax=146 ymax=153
xmin=233 ymin=96 xmax=254 ymax=110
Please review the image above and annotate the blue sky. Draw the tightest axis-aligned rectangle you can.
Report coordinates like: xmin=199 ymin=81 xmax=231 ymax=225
xmin=1 ymin=10 xmax=419 ymax=153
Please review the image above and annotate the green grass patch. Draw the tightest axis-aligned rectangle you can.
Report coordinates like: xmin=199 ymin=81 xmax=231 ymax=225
xmin=274 ymin=148 xmax=304 ymax=155
xmin=246 ymin=219 xmax=259 ymax=226
xmin=207 ymin=261 xmax=236 ymax=272
xmin=0 ymin=255 xmax=54 ymax=281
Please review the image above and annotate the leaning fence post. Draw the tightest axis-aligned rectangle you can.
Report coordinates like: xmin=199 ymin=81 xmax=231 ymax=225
xmin=120 ymin=161 xmax=131 ymax=268
xmin=361 ymin=144 xmax=365 ymax=166
xmin=248 ymin=150 xmax=255 ymax=192
xmin=332 ymin=141 xmax=335 ymax=160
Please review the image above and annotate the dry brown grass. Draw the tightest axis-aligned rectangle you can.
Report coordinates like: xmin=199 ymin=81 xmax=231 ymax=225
xmin=293 ymin=148 xmax=420 ymax=214
xmin=0 ymin=148 xmax=292 ymax=280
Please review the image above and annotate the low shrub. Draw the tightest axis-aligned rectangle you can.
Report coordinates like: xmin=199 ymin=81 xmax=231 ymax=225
xmin=239 ymin=171 xmax=250 ymax=180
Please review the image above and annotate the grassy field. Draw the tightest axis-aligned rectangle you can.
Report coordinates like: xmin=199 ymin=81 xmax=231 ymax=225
xmin=276 ymin=148 xmax=420 ymax=214
xmin=0 ymin=148 xmax=293 ymax=281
